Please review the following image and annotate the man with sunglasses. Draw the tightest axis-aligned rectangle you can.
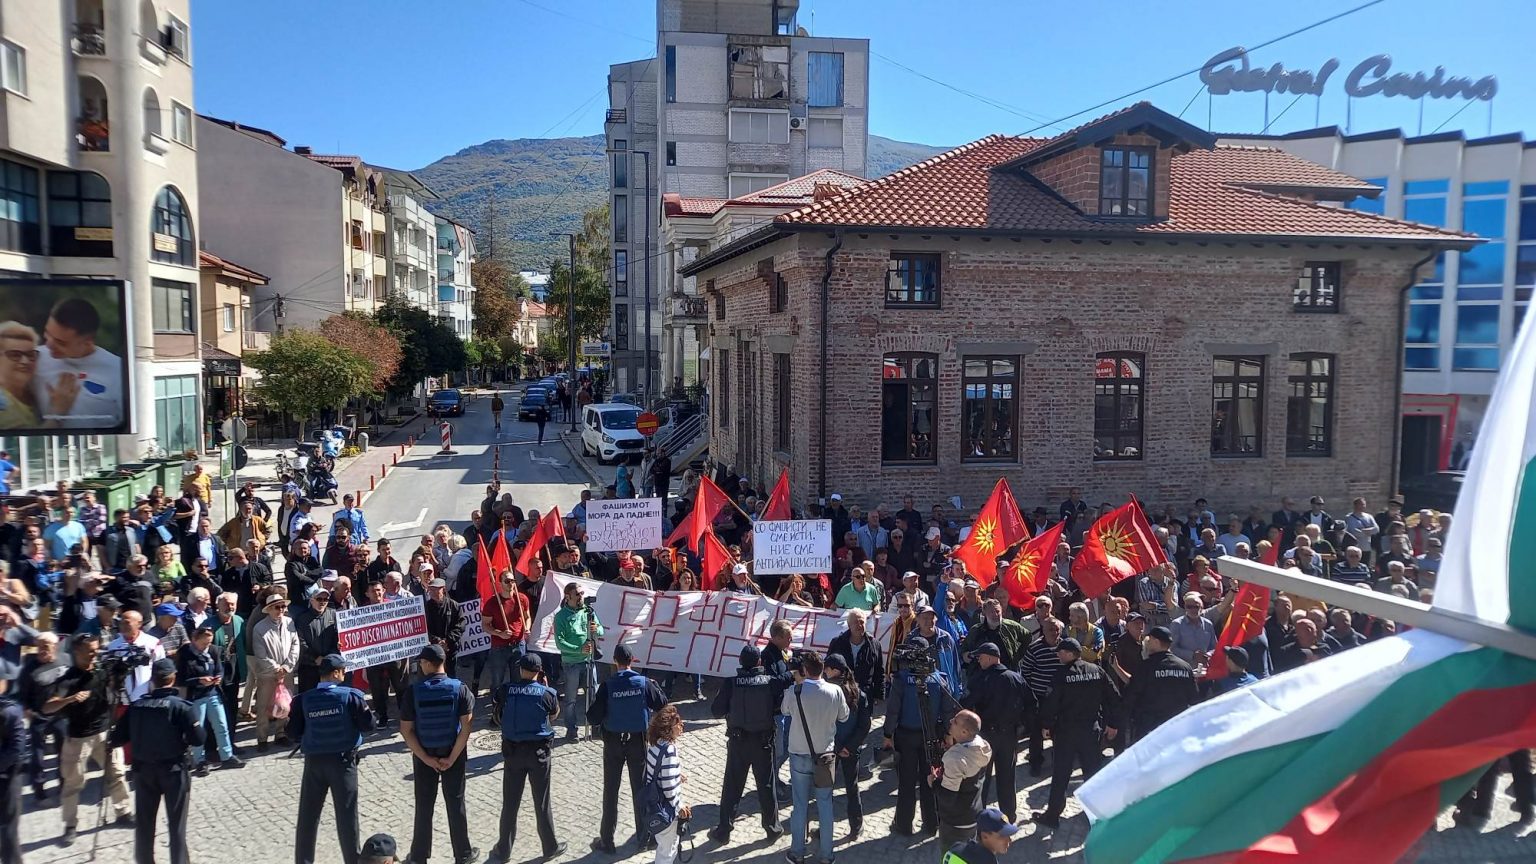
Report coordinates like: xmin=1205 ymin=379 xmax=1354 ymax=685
xmin=295 ymin=585 xmax=341 ymax=694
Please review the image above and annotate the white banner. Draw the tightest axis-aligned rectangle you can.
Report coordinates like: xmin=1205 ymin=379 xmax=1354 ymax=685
xmin=458 ymin=599 xmax=491 ymax=658
xmin=336 ymin=595 xmax=428 ymax=670
xmin=585 ymin=497 xmax=664 ymax=552
xmin=753 ymin=519 xmax=832 ymax=575
xmin=530 ymin=572 xmax=901 ymax=677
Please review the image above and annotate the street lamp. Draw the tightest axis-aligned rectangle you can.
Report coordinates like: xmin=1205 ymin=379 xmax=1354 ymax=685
xmin=607 ymin=145 xmax=653 ymax=406
xmin=551 ymin=231 xmax=578 ymax=433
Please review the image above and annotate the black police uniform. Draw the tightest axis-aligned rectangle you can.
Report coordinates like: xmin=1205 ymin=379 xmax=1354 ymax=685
xmin=961 ymin=660 xmax=1035 ymax=821
xmin=882 ymin=665 xmax=956 ymax=835
xmin=402 ymin=671 xmax=475 ymax=864
xmin=1122 ymin=649 xmax=1197 ymax=743
xmin=288 ymin=670 xmax=376 ymax=864
xmin=709 ymin=656 xmax=789 ymax=840
xmin=1038 ymin=657 xmax=1122 ymax=823
xmin=587 ymin=665 xmax=668 ymax=850
xmin=0 ymin=691 xmax=26 ymax=864
xmin=108 ymin=664 xmax=204 ymax=864
xmin=490 ymin=670 xmax=563 ymax=862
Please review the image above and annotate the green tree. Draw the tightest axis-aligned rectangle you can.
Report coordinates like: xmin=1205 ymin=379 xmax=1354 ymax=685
xmin=375 ymin=296 xmax=468 ymax=395
xmin=471 ymin=258 xmax=528 ymax=342
xmin=246 ymin=330 xmax=373 ymax=435
xmin=544 ymin=260 xmax=610 ymax=358
xmin=573 ymin=202 xmax=610 ymax=274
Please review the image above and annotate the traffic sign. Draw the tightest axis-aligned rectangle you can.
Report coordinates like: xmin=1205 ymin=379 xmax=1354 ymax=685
xmin=636 ymin=411 xmax=660 ymax=437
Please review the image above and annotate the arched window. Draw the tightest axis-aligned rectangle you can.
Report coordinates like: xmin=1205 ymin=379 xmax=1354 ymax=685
xmin=75 ymin=75 xmax=110 ymax=152
xmin=1094 ymin=351 xmax=1144 ymax=460
xmin=139 ymin=0 xmax=158 ymax=38
xmin=150 ymin=185 xmax=193 ymax=266
xmin=881 ymin=352 xmax=937 ymax=464
xmin=47 ymin=170 xmax=112 ymax=257
xmin=142 ymin=87 xmax=162 ymax=139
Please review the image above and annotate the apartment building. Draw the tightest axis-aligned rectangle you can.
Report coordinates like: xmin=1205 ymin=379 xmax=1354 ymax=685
xmin=605 ymin=0 xmax=869 ymax=399
xmin=0 ymin=0 xmax=206 ymax=484
xmin=1222 ymin=126 xmax=1536 ymax=480
xmin=198 ymin=250 xmax=267 ymax=426
xmin=196 ymin=118 xmax=390 ymax=331
xmin=435 ymin=215 xmax=476 ymax=337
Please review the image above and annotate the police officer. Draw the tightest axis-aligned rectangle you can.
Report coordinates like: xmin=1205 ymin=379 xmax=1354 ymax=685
xmin=289 ymin=653 xmax=376 ymax=864
xmin=0 ymin=676 xmax=27 ymax=864
xmin=881 ymin=635 xmax=957 ymax=837
xmin=400 ymin=644 xmax=478 ymax=864
xmin=108 ymin=658 xmax=203 ymax=864
xmin=1033 ymin=637 xmax=1121 ymax=829
xmin=487 ymin=653 xmax=566 ymax=864
xmin=960 ymin=642 xmax=1034 ymax=822
xmin=707 ymin=644 xmax=789 ymax=844
xmin=1123 ymin=625 xmax=1197 ymax=743
xmin=587 ymin=644 xmax=668 ymax=854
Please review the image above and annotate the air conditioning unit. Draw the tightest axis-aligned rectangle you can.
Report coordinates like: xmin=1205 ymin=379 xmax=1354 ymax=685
xmin=789 ymin=117 xmax=805 ymax=130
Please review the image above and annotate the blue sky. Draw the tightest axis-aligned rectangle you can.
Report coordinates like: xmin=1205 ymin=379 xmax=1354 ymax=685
xmin=191 ymin=0 xmax=1534 ymax=169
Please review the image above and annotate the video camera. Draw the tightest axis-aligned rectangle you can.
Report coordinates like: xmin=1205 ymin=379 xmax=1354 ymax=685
xmin=582 ymin=595 xmax=605 ymax=662
xmin=891 ymin=641 xmax=936 ymax=678
xmin=95 ymin=642 xmax=152 ymax=701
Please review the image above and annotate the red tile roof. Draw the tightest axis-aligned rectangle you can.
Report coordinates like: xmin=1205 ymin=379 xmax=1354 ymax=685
xmin=199 ymin=250 xmax=269 ymax=284
xmin=668 ymin=196 xmax=728 ymax=217
xmin=301 ymin=154 xmax=364 ymax=170
xmin=730 ymin=169 xmax=867 ymax=205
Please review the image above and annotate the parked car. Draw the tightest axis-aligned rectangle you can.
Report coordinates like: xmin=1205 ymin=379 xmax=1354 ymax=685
xmin=581 ymin=403 xmax=667 ymax=464
xmin=1398 ymin=470 xmax=1465 ymax=514
xmin=609 ymin=392 xmax=643 ymax=407
xmin=517 ymin=387 xmax=552 ymax=420
xmin=427 ymin=388 xmax=463 ymax=417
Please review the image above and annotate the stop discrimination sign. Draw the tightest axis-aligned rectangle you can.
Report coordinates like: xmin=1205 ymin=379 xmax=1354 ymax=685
xmin=336 ymin=595 xmax=428 ymax=670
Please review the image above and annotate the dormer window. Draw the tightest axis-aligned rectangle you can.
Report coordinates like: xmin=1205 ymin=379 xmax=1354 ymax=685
xmin=1100 ymin=146 xmax=1153 ymax=217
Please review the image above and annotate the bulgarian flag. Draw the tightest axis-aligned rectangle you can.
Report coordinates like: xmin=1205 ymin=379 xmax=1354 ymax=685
xmin=1078 ymin=319 xmax=1536 ymax=863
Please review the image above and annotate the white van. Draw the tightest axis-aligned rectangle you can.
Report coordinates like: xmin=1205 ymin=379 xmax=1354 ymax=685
xmin=581 ymin=403 xmax=661 ymax=464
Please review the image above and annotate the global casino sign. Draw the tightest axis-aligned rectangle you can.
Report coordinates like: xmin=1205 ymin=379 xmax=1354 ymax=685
xmin=1200 ymin=46 xmax=1497 ymax=102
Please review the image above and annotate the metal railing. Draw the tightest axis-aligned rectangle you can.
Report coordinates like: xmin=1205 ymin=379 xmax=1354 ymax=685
xmin=73 ymin=23 xmax=107 ymax=56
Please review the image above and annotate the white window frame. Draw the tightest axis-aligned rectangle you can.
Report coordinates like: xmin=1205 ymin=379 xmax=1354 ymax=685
xmin=807 ymin=116 xmax=843 ymax=149
xmin=1 ymin=41 xmax=25 ymax=97
xmin=728 ymin=109 xmax=789 ymax=145
xmin=171 ymin=102 xmax=193 ymax=146
xmin=166 ymin=15 xmax=190 ymax=60
xmin=221 ymin=303 xmax=236 ymax=332
xmin=728 ymin=173 xmax=788 ymax=199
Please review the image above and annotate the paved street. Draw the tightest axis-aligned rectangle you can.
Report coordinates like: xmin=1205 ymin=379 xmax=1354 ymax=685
xmin=18 ymin=392 xmax=1533 ymax=862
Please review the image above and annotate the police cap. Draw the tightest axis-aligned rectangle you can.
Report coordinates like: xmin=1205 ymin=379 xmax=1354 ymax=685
xmin=974 ymin=642 xmax=1001 ymax=658
xmin=1146 ymin=626 xmax=1174 ymax=645
xmin=1057 ymin=637 xmax=1083 ymax=656
xmin=905 ymin=635 xmax=930 ymax=651
xmin=739 ymin=644 xmax=762 ymax=666
xmin=613 ymin=643 xmax=634 ymax=665
xmin=318 ymin=654 xmax=348 ymax=674
xmin=416 ymin=644 xmax=447 ymax=665
xmin=518 ymin=653 xmax=543 ymax=672
xmin=360 ymin=833 xmax=397 ymax=857
xmin=151 ymin=658 xmax=177 ymax=678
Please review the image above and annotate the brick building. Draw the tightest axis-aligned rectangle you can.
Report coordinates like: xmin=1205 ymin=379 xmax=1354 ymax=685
xmin=680 ymin=103 xmax=1476 ymax=517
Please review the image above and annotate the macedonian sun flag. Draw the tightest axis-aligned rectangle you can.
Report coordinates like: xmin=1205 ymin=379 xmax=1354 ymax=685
xmin=1200 ymin=540 xmax=1280 ymax=682
xmin=953 ymin=478 xmax=1027 ymax=588
xmin=1078 ymin=316 xmax=1536 ymax=863
xmin=1071 ymin=499 xmax=1166 ymax=598
xmin=999 ymin=519 xmax=1065 ymax=610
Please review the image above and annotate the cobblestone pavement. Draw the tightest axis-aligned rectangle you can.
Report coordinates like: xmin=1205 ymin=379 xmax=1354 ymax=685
xmin=18 ymin=684 xmax=1532 ymax=863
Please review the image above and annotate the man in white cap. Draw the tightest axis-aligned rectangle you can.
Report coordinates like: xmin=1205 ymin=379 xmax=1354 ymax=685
xmin=725 ymin=563 xmax=758 ymax=595
xmin=920 ymin=526 xmax=952 ymax=587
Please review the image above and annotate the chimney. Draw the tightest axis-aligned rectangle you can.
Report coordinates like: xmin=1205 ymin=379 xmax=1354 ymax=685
xmin=812 ymin=182 xmax=843 ymax=203
xmin=294 ymin=146 xmax=312 ymax=155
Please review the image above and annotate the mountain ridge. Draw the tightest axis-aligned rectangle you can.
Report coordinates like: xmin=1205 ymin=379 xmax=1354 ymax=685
xmin=413 ymin=133 xmax=948 ymax=270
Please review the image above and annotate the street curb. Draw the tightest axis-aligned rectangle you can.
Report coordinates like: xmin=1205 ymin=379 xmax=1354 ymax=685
xmin=558 ymin=432 xmax=606 ymax=490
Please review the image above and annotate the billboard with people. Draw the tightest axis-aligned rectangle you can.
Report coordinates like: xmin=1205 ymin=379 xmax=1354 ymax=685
xmin=0 ymin=278 xmax=132 ymax=434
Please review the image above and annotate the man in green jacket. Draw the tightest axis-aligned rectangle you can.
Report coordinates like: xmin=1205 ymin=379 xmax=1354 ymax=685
xmin=210 ymin=592 xmax=248 ymax=743
xmin=552 ymin=582 xmax=603 ymax=741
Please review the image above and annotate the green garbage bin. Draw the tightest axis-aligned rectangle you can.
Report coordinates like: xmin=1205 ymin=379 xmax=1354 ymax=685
xmin=96 ymin=474 xmax=134 ymax=517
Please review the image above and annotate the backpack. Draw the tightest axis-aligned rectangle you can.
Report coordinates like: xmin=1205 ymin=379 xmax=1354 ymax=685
xmin=639 ymin=742 xmax=677 ymax=836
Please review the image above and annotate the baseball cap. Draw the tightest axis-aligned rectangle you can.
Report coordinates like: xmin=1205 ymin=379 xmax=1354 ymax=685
xmin=925 ymin=526 xmax=941 ymax=540
xmin=417 ymin=644 xmax=447 ymax=665
xmin=1223 ymin=645 xmax=1250 ymax=668
xmin=830 ymin=493 xmax=843 ymax=501
xmin=974 ymin=642 xmax=1001 ymax=658
xmin=518 ymin=653 xmax=543 ymax=672
xmin=151 ymin=658 xmax=177 ymax=677
xmin=318 ymin=654 xmax=348 ymax=674
xmin=360 ymin=834 xmax=397 ymax=857
xmin=613 ymin=644 xmax=634 ymax=665
xmin=1310 ymin=496 xmax=1325 ymax=506
xmin=153 ymin=602 xmax=181 ymax=617
xmin=739 ymin=645 xmax=761 ymax=666
xmin=732 ymin=563 xmax=749 ymax=575
xmin=977 ymin=807 xmax=1022 ymax=837
xmin=1147 ymin=625 xmax=1174 ymax=644
xmin=1126 ymin=611 xmax=1146 ymax=621
xmin=1057 ymin=637 xmax=1083 ymax=655
xmin=320 ymin=570 xmax=339 ymax=584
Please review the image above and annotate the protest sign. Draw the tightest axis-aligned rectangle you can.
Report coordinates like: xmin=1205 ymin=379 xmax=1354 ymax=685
xmin=336 ymin=595 xmax=428 ymax=670
xmin=531 ymin=572 xmax=903 ymax=677
xmin=458 ymin=599 xmax=491 ymax=658
xmin=753 ymin=519 xmax=832 ymax=575
xmin=585 ymin=497 xmax=663 ymax=552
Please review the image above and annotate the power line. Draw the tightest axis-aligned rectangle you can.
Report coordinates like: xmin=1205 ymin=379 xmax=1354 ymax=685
xmin=1017 ymin=0 xmax=1390 ymax=135
xmin=535 ymin=87 xmax=606 ymax=140
xmin=1432 ymin=99 xmax=1478 ymax=134
xmin=512 ymin=0 xmax=651 ymax=45
xmin=1261 ymin=92 xmax=1307 ymax=133
xmin=871 ymin=51 xmax=1063 ymax=131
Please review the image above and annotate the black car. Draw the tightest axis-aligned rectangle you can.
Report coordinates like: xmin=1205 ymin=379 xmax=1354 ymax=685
xmin=1398 ymin=470 xmax=1465 ymax=514
xmin=517 ymin=387 xmax=552 ymax=420
xmin=428 ymin=388 xmax=464 ymax=417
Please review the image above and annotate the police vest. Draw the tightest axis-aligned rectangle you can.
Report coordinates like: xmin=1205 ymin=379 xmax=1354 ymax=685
xmin=726 ymin=670 xmax=776 ymax=733
xmin=898 ymin=672 xmax=945 ymax=731
xmin=412 ymin=675 xmax=463 ymax=752
xmin=300 ymin=684 xmax=363 ymax=756
xmin=501 ymin=681 xmax=555 ymax=742
xmin=602 ymin=669 xmax=652 ymax=734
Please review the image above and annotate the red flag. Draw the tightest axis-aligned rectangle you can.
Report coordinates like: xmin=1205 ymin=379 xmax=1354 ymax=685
xmin=700 ymin=529 xmax=732 ymax=591
xmin=1202 ymin=540 xmax=1280 ymax=681
xmin=953 ymin=478 xmax=1028 ymax=588
xmin=760 ymin=468 xmax=791 ymax=521
xmin=667 ymin=476 xmax=734 ymax=554
xmin=490 ymin=528 xmax=513 ymax=579
xmin=1070 ymin=498 xmax=1168 ymax=598
xmin=999 ymin=520 xmax=1066 ymax=610
xmin=515 ymin=507 xmax=565 ymax=576
xmin=475 ymin=536 xmax=496 ymax=608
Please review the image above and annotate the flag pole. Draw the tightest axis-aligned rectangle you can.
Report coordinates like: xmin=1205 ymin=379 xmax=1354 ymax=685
xmin=1218 ymin=556 xmax=1536 ymax=662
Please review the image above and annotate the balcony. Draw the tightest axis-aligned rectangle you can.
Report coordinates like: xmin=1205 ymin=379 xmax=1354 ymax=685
xmin=243 ymin=330 xmax=271 ymax=352
xmin=668 ymin=295 xmax=708 ymax=323
xmin=606 ymin=108 xmax=627 ymax=124
xmin=76 ymin=117 xmax=109 ymax=152
xmin=72 ymin=23 xmax=107 ymax=57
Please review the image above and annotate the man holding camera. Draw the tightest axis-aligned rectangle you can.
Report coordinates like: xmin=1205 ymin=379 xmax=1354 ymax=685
xmin=552 ymin=583 xmax=603 ymax=742
xmin=780 ymin=651 xmax=847 ymax=864
xmin=882 ymin=634 xmax=957 ymax=838
xmin=104 ymin=609 xmax=165 ymax=703
xmin=42 ymin=632 xmax=130 ymax=845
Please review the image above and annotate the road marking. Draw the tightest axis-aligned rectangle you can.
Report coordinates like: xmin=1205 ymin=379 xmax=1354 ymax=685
xmin=530 ymin=451 xmax=567 ymax=468
xmin=379 ymin=506 xmax=428 ymax=535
